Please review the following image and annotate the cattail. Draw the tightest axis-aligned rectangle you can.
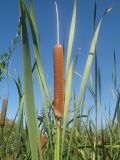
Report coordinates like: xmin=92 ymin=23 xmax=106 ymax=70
xmin=0 ymin=112 xmax=2 ymax=125
xmin=53 ymin=2 xmax=64 ymax=118
xmin=0 ymin=99 xmax=8 ymax=126
xmin=40 ymin=134 xmax=47 ymax=153
xmin=38 ymin=134 xmax=47 ymax=159
xmin=54 ymin=44 xmax=64 ymax=118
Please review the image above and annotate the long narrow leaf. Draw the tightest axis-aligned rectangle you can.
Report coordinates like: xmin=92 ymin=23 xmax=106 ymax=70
xmin=20 ymin=1 xmax=41 ymax=159
xmin=21 ymin=0 xmax=52 ymax=105
xmin=67 ymin=8 xmax=112 ymax=159
xmin=61 ymin=62 xmax=73 ymax=159
xmin=66 ymin=0 xmax=76 ymax=76
xmin=21 ymin=0 xmax=52 ymax=146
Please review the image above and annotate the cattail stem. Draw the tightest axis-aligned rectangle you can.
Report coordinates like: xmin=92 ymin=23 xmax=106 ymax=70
xmin=54 ymin=2 xmax=64 ymax=160
xmin=56 ymin=124 xmax=60 ymax=160
xmin=55 ymin=1 xmax=59 ymax=44
xmin=54 ymin=44 xmax=64 ymax=160
xmin=54 ymin=121 xmax=60 ymax=160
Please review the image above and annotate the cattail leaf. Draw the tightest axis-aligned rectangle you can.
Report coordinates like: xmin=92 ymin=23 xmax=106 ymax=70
xmin=101 ymin=119 xmax=106 ymax=160
xmin=19 ymin=1 xmax=42 ymax=159
xmin=67 ymin=8 xmax=112 ymax=160
xmin=21 ymin=0 xmax=52 ymax=105
xmin=17 ymin=95 xmax=24 ymax=134
xmin=21 ymin=0 xmax=52 ymax=147
xmin=98 ymin=66 xmax=101 ymax=106
xmin=103 ymin=6 xmax=112 ymax=16
xmin=94 ymin=0 xmax=97 ymax=31
xmin=94 ymin=53 xmax=98 ymax=159
xmin=14 ymin=76 xmax=22 ymax=99
xmin=113 ymin=50 xmax=117 ymax=89
xmin=112 ymin=92 xmax=120 ymax=126
xmin=95 ymin=54 xmax=98 ymax=107
xmin=61 ymin=62 xmax=73 ymax=158
xmin=66 ymin=0 xmax=76 ymax=76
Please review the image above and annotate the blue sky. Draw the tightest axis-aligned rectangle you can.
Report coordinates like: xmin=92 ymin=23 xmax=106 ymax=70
xmin=0 ymin=0 xmax=120 ymax=120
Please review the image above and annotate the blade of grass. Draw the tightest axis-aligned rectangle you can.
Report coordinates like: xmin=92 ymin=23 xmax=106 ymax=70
xmin=94 ymin=2 xmax=98 ymax=158
xmin=61 ymin=62 xmax=73 ymax=159
xmin=21 ymin=0 xmax=52 ymax=148
xmin=98 ymin=66 xmax=101 ymax=106
xmin=94 ymin=53 xmax=98 ymax=160
xmin=66 ymin=8 xmax=112 ymax=160
xmin=19 ymin=1 xmax=43 ymax=159
xmin=101 ymin=119 xmax=106 ymax=160
xmin=21 ymin=0 xmax=51 ymax=104
xmin=17 ymin=95 xmax=24 ymax=135
xmin=113 ymin=50 xmax=117 ymax=89
xmin=112 ymin=92 xmax=120 ymax=126
xmin=66 ymin=0 xmax=76 ymax=76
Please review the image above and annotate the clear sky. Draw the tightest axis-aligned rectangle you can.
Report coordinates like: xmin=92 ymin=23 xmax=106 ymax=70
xmin=0 ymin=0 xmax=120 ymax=120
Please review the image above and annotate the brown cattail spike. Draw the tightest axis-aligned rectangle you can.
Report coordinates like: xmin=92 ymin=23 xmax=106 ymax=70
xmin=38 ymin=134 xmax=47 ymax=159
xmin=0 ymin=112 xmax=2 ymax=126
xmin=54 ymin=44 xmax=64 ymax=118
xmin=40 ymin=134 xmax=47 ymax=152
xmin=0 ymin=99 xmax=8 ymax=126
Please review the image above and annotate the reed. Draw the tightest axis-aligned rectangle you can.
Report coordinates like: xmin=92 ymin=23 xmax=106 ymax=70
xmin=38 ymin=134 xmax=47 ymax=159
xmin=40 ymin=134 xmax=47 ymax=154
xmin=0 ymin=99 xmax=8 ymax=127
xmin=53 ymin=3 xmax=64 ymax=160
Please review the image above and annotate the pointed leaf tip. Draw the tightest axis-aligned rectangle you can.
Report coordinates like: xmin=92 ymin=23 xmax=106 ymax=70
xmin=104 ymin=6 xmax=112 ymax=16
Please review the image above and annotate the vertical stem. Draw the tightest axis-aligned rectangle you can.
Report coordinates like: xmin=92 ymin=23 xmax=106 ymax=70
xmin=55 ymin=1 xmax=59 ymax=44
xmin=54 ymin=2 xmax=63 ymax=160
xmin=54 ymin=140 xmax=57 ymax=160
xmin=56 ymin=121 xmax=60 ymax=160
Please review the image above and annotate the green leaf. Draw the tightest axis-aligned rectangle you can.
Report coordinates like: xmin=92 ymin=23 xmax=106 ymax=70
xmin=21 ymin=0 xmax=52 ymax=147
xmin=17 ymin=95 xmax=24 ymax=135
xmin=21 ymin=0 xmax=51 ymax=104
xmin=66 ymin=0 xmax=76 ymax=76
xmin=66 ymin=8 xmax=112 ymax=159
xmin=113 ymin=50 xmax=117 ymax=89
xmin=19 ymin=1 xmax=41 ymax=159
xmin=93 ymin=0 xmax=97 ymax=31
xmin=61 ymin=62 xmax=73 ymax=158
